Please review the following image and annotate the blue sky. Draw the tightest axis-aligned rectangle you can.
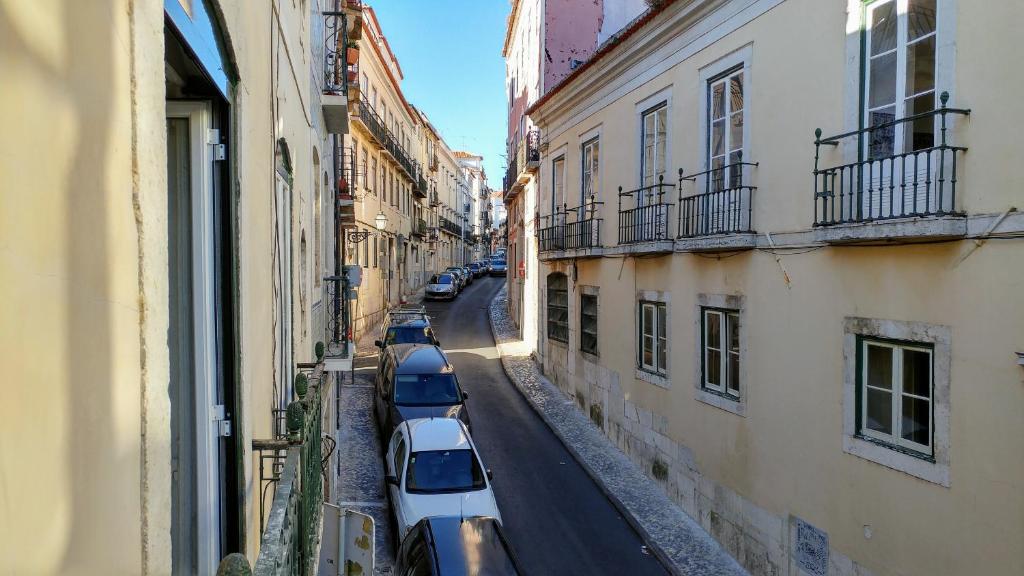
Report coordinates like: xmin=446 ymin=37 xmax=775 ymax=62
xmin=369 ymin=0 xmax=509 ymax=189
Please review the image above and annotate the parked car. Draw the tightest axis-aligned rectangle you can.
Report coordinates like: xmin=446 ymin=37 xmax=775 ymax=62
xmin=395 ymin=516 xmax=523 ymax=576
xmin=468 ymin=262 xmax=484 ymax=278
xmin=425 ymin=273 xmax=458 ymax=300
xmin=444 ymin=266 xmax=466 ymax=290
xmin=460 ymin=266 xmax=473 ymax=285
xmin=375 ymin=315 xmax=439 ymax=353
xmin=385 ymin=418 xmax=499 ymax=540
xmin=374 ymin=344 xmax=470 ymax=435
xmin=489 ymin=258 xmax=507 ymax=276
xmin=380 ymin=305 xmax=429 ymax=337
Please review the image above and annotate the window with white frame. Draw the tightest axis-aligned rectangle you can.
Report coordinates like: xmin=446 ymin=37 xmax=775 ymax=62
xmin=859 ymin=338 xmax=933 ymax=454
xmin=707 ymin=67 xmax=745 ymax=191
xmin=641 ymin=104 xmax=668 ymax=189
xmin=581 ymin=138 xmax=599 ymax=206
xmin=639 ymin=301 xmax=667 ymax=375
xmin=864 ymin=0 xmax=937 ymax=160
xmin=552 ymin=156 xmax=565 ymax=215
xmin=580 ymin=293 xmax=598 ymax=355
xmin=702 ymin=308 xmax=740 ymax=398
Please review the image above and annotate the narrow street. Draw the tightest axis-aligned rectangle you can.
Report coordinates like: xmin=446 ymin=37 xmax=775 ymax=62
xmin=417 ymin=277 xmax=667 ymax=575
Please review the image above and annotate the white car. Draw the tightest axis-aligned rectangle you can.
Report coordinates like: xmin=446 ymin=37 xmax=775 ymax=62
xmin=385 ymin=418 xmax=501 ymax=540
xmin=424 ymin=273 xmax=458 ymax=300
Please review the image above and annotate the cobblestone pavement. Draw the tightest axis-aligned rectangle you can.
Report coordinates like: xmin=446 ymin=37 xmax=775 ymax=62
xmin=488 ymin=285 xmax=747 ymax=576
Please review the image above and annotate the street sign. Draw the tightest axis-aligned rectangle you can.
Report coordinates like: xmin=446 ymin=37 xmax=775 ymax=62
xmin=343 ymin=264 xmax=362 ymax=287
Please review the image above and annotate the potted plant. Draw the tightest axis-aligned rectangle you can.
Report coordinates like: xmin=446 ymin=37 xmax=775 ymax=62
xmin=346 ymin=41 xmax=359 ymax=65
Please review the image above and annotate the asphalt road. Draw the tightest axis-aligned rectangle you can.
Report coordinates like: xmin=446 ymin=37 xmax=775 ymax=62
xmin=423 ymin=276 xmax=667 ymax=576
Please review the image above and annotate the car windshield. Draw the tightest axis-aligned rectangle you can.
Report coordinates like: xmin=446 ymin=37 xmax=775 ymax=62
xmin=385 ymin=327 xmax=434 ymax=346
xmin=393 ymin=374 xmax=461 ymax=406
xmin=493 ymin=260 xmax=506 ymax=265
xmin=406 ymin=449 xmax=485 ymax=493
xmin=430 ymin=274 xmax=453 ymax=285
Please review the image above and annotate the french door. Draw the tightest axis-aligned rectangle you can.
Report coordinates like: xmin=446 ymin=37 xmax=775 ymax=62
xmin=863 ymin=0 xmax=938 ymax=218
xmin=167 ymin=101 xmax=225 ymax=574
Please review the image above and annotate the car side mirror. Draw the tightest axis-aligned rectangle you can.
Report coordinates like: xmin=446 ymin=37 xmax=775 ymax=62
xmin=385 ymin=475 xmax=399 ymax=486
xmin=433 ymin=339 xmax=441 ymax=347
xmin=486 ymin=469 xmax=494 ymax=482
xmin=375 ymin=340 xmax=384 ymax=348
xmin=462 ymin=391 xmax=469 ymax=400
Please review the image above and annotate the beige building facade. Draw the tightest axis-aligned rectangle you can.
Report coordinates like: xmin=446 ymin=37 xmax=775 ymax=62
xmin=527 ymin=1 xmax=1024 ymax=575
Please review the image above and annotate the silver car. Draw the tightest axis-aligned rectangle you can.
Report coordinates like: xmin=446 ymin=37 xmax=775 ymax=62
xmin=425 ymin=273 xmax=458 ymax=300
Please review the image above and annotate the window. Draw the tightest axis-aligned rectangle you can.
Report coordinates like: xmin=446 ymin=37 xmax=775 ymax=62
xmin=352 ymin=144 xmax=359 ymax=188
xmin=361 ymin=230 xmax=368 ymax=268
xmin=641 ymin=104 xmax=668 ymax=188
xmin=639 ymin=301 xmax=667 ymax=375
xmin=580 ymin=293 xmax=598 ymax=355
xmin=373 ymin=236 xmax=378 ymax=268
xmin=581 ymin=138 xmax=599 ymax=206
xmin=362 ymin=146 xmax=369 ymax=189
xmin=546 ymin=273 xmax=568 ymax=343
xmin=864 ymin=0 xmax=937 ymax=159
xmin=394 ymin=436 xmax=407 ymax=478
xmin=406 ymin=450 xmax=485 ymax=494
xmin=551 ymin=156 xmax=565 ymax=214
xmin=702 ymin=308 xmax=740 ymax=398
xmin=707 ymin=67 xmax=744 ymax=191
xmin=859 ymin=338 xmax=933 ymax=454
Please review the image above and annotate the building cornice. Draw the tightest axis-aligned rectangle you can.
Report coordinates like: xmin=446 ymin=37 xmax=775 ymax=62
xmin=502 ymin=0 xmax=523 ymax=57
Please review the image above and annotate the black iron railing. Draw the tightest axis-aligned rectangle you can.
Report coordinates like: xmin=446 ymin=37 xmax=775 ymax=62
xmin=415 ymin=165 xmax=428 ymax=198
xmin=322 ymin=276 xmax=348 ymax=359
xmin=503 ymin=153 xmax=519 ymax=197
xmin=356 ymin=97 xmax=416 ymax=180
xmin=618 ymin=176 xmax=675 ymax=244
xmin=439 ymin=216 xmax=462 ymax=237
xmin=413 ymin=218 xmax=427 ymax=237
xmin=516 ymin=129 xmax=540 ymax=172
xmin=814 ymin=92 xmax=969 ymax=226
xmin=539 ymin=196 xmax=603 ymax=252
xmin=429 ymin=189 xmax=440 ymax=207
xmin=678 ymin=163 xmax=758 ymax=237
xmin=323 ymin=11 xmax=349 ymax=96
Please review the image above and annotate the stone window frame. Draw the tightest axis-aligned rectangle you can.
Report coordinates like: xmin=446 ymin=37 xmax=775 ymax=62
xmin=842 ymin=317 xmax=951 ymax=487
xmin=694 ymin=293 xmax=747 ymax=416
xmin=635 ymin=289 xmax=670 ymax=389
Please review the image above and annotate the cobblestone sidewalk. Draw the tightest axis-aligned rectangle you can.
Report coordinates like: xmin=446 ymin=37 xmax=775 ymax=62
xmin=488 ymin=286 xmax=747 ymax=576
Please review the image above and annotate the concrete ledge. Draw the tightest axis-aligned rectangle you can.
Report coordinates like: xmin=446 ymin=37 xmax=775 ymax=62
xmin=539 ymin=246 xmax=608 ymax=260
xmin=489 ymin=286 xmax=747 ymax=576
xmin=814 ymin=215 xmax=966 ymax=244
xmin=604 ymin=240 xmax=675 ymax=256
xmin=322 ymin=94 xmax=349 ymax=135
xmin=676 ymin=233 xmax=757 ymax=253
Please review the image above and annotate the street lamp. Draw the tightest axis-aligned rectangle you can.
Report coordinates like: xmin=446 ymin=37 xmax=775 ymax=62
xmin=374 ymin=210 xmax=388 ymax=231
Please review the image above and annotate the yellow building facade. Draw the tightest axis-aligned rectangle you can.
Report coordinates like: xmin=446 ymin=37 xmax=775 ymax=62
xmin=527 ymin=1 xmax=1024 ymax=574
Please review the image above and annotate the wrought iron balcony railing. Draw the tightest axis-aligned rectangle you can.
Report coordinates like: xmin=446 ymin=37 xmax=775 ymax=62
xmin=429 ymin=189 xmax=440 ymax=207
xmin=678 ymin=163 xmax=758 ymax=238
xmin=516 ymin=129 xmax=541 ymax=174
xmin=323 ymin=11 xmax=349 ymax=97
xmin=539 ymin=196 xmax=604 ymax=252
xmin=413 ymin=218 xmax=427 ymax=237
xmin=503 ymin=154 xmax=519 ymax=198
xmin=618 ymin=176 xmax=675 ymax=244
xmin=814 ymin=92 xmax=969 ymax=226
xmin=415 ymin=165 xmax=428 ymax=198
xmin=439 ymin=216 xmax=462 ymax=237
xmin=245 ymin=363 xmax=331 ymax=576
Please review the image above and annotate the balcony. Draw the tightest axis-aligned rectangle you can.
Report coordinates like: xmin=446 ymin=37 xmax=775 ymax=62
xmin=538 ymin=197 xmax=604 ymax=259
xmin=429 ymin=189 xmax=440 ymax=207
xmin=236 ymin=362 xmax=331 ymax=576
xmin=439 ymin=216 xmax=463 ymax=237
xmin=352 ymin=97 xmax=417 ymax=180
xmin=813 ymin=92 xmax=970 ymax=244
xmin=617 ymin=177 xmax=675 ymax=251
xmin=322 ymin=275 xmax=352 ymax=370
xmin=322 ymin=10 xmax=351 ymax=134
xmin=414 ymin=165 xmax=428 ymax=199
xmin=413 ymin=218 xmax=427 ymax=238
xmin=677 ymin=163 xmax=759 ymax=252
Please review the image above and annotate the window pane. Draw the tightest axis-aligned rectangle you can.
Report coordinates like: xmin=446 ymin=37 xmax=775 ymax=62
xmin=870 ymin=1 xmax=897 ymax=55
xmin=643 ymin=305 xmax=654 ymax=338
xmin=868 ymin=107 xmax=896 ymax=159
xmin=902 ymin=348 xmax=931 ymax=397
xmin=730 ymin=111 xmax=744 ymax=152
xmin=728 ymin=352 xmax=740 ymax=395
xmin=706 ymin=311 xmax=721 ymax=350
xmin=906 ymin=36 xmax=935 ymax=97
xmin=643 ymin=335 xmax=654 ymax=367
xmin=901 ymin=396 xmax=930 ymax=446
xmin=712 ymin=81 xmax=725 ymax=120
xmin=707 ymin=348 xmax=721 ymax=387
xmin=866 ymin=387 xmax=893 ymax=435
xmin=657 ymin=305 xmax=666 ymax=340
xmin=729 ymin=73 xmax=744 ymax=112
xmin=712 ymin=120 xmax=725 ymax=157
xmin=904 ymin=93 xmax=935 ymax=151
xmin=728 ymin=314 xmax=739 ymax=353
xmin=866 ymin=343 xmax=893 ymax=389
xmin=868 ymin=52 xmax=897 ymax=109
xmin=907 ymin=0 xmax=937 ymax=41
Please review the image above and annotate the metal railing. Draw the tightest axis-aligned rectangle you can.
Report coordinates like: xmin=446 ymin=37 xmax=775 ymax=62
xmin=322 ymin=276 xmax=348 ymax=359
xmin=439 ymin=216 xmax=462 ymax=237
xmin=323 ymin=11 xmax=349 ymax=96
xmin=415 ymin=165 xmax=428 ymax=198
xmin=516 ymin=129 xmax=540 ymax=173
xmin=413 ymin=218 xmax=427 ymax=237
xmin=503 ymin=154 xmax=518 ymax=197
xmin=429 ymin=189 xmax=440 ymax=207
xmin=618 ymin=176 xmax=675 ymax=244
xmin=539 ymin=196 xmax=604 ymax=252
xmin=814 ymin=92 xmax=969 ymax=225
xmin=678 ymin=163 xmax=758 ymax=237
xmin=248 ymin=365 xmax=331 ymax=576
xmin=355 ymin=97 xmax=416 ymax=179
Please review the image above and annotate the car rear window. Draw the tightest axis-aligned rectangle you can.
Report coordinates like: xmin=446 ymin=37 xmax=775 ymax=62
xmin=406 ymin=449 xmax=485 ymax=493
xmin=385 ymin=327 xmax=434 ymax=346
xmin=393 ymin=374 xmax=460 ymax=406
xmin=430 ymin=274 xmax=453 ymax=284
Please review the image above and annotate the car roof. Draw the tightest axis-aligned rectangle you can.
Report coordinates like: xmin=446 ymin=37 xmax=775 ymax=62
xmin=386 ymin=315 xmax=430 ymax=328
xmin=421 ymin=516 xmax=521 ymax=576
xmin=405 ymin=417 xmax=471 ymax=452
xmin=388 ymin=344 xmax=450 ymax=374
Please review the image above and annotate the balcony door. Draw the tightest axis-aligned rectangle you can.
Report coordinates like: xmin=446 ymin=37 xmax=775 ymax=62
xmin=863 ymin=0 xmax=938 ymax=218
xmin=706 ymin=68 xmax=747 ymax=234
xmin=640 ymin=105 xmax=668 ymax=239
xmin=167 ymin=101 xmax=225 ymax=574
